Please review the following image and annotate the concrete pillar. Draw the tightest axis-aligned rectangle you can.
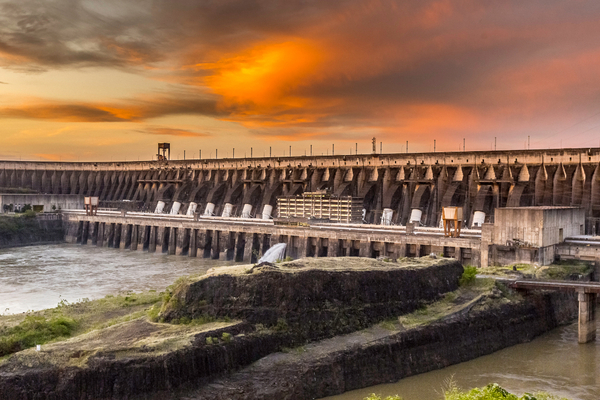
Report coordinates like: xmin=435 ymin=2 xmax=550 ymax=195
xmin=296 ymin=236 xmax=307 ymax=259
xmin=415 ymin=244 xmax=421 ymax=257
xmin=225 ymin=231 xmax=236 ymax=260
xmin=212 ymin=230 xmax=221 ymax=259
xmin=104 ymin=223 xmax=115 ymax=247
xmin=176 ymin=228 xmax=189 ymax=256
xmin=578 ymin=292 xmax=597 ymax=344
xmin=130 ymin=225 xmax=139 ymax=251
xmin=243 ymin=233 xmax=254 ymax=262
xmin=96 ymin=223 xmax=105 ymax=247
xmin=480 ymin=223 xmax=493 ymax=268
xmin=397 ymin=242 xmax=406 ymax=258
xmin=329 ymin=239 xmax=340 ymax=257
xmin=168 ymin=227 xmax=177 ymax=255
xmin=234 ymin=232 xmax=246 ymax=261
xmin=140 ymin=225 xmax=150 ymax=251
xmin=148 ymin=226 xmax=157 ymax=253
xmin=455 ymin=246 xmax=462 ymax=263
xmin=114 ymin=224 xmax=122 ymax=248
xmin=359 ymin=241 xmax=370 ymax=257
xmin=119 ymin=224 xmax=130 ymax=249
xmin=189 ymin=229 xmax=197 ymax=257
xmin=156 ymin=227 xmax=166 ymax=252
xmin=88 ymin=222 xmax=97 ymax=245
xmin=81 ymin=221 xmax=89 ymax=245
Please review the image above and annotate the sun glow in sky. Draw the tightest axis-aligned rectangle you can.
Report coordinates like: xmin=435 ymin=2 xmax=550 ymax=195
xmin=2 ymin=0 xmax=600 ymax=161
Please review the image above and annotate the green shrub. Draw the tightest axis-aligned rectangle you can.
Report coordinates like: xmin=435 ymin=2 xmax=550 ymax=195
xmin=444 ymin=383 xmax=568 ymax=400
xmin=221 ymin=332 xmax=232 ymax=342
xmin=460 ymin=266 xmax=478 ymax=286
xmin=364 ymin=394 xmax=403 ymax=400
xmin=0 ymin=315 xmax=77 ymax=357
xmin=274 ymin=318 xmax=288 ymax=332
xmin=205 ymin=336 xmax=213 ymax=345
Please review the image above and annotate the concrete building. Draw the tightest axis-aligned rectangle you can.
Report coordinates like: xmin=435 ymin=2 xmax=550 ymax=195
xmin=482 ymin=206 xmax=586 ymax=266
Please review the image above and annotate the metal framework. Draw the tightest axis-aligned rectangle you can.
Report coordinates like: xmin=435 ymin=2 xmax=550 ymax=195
xmin=277 ymin=192 xmax=363 ymax=223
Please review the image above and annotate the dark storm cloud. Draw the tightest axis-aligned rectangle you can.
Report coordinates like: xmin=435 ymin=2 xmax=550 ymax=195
xmin=0 ymin=94 xmax=223 ymax=122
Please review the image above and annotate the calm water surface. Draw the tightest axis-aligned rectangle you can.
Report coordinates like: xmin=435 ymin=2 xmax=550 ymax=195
xmin=0 ymin=244 xmax=233 ymax=314
xmin=323 ymin=321 xmax=600 ymax=400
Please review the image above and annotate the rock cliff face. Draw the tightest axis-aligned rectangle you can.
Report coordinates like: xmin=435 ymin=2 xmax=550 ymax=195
xmin=188 ymin=292 xmax=577 ymax=400
xmin=160 ymin=257 xmax=464 ymax=340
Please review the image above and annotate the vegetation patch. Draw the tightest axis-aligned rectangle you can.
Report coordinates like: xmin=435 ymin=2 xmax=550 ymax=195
xmin=364 ymin=383 xmax=568 ymax=400
xmin=398 ymin=278 xmax=511 ymax=329
xmin=479 ymin=261 xmax=593 ymax=281
xmin=0 ymin=315 xmax=77 ymax=357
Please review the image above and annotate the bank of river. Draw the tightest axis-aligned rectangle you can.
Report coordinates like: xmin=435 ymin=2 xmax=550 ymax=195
xmin=324 ymin=316 xmax=599 ymax=400
xmin=0 ymin=244 xmax=234 ymax=314
xmin=0 ymin=246 xmax=595 ymax=399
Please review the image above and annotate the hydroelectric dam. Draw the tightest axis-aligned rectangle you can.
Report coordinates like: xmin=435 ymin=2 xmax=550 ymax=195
xmin=3 ymin=147 xmax=600 ymax=267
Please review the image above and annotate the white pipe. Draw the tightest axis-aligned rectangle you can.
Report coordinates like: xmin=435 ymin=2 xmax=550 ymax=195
xmin=262 ymin=204 xmax=273 ymax=220
xmin=170 ymin=201 xmax=181 ymax=215
xmin=221 ymin=203 xmax=233 ymax=218
xmin=381 ymin=208 xmax=393 ymax=225
xmin=204 ymin=203 xmax=215 ymax=216
xmin=409 ymin=209 xmax=422 ymax=225
xmin=186 ymin=202 xmax=198 ymax=216
xmin=241 ymin=203 xmax=252 ymax=218
xmin=472 ymin=211 xmax=486 ymax=227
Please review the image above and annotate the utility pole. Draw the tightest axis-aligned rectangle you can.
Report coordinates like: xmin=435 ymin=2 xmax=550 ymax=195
xmin=215 ymin=149 xmax=218 ymax=159
xmin=355 ymin=143 xmax=358 ymax=155
xmin=406 ymin=141 xmax=408 ymax=153
xmin=463 ymin=138 xmax=465 ymax=152
xmin=495 ymin=137 xmax=497 ymax=151
xmin=183 ymin=150 xmax=185 ymax=160
xmin=372 ymin=137 xmax=376 ymax=154
xmin=233 ymin=148 xmax=235 ymax=158
xmin=251 ymin=147 xmax=253 ymax=158
xmin=270 ymin=146 xmax=272 ymax=157
xmin=434 ymin=140 xmax=436 ymax=153
xmin=380 ymin=142 xmax=382 ymax=154
xmin=332 ymin=144 xmax=334 ymax=156
xmin=310 ymin=145 xmax=312 ymax=156
xmin=199 ymin=150 xmax=201 ymax=159
xmin=289 ymin=145 xmax=291 ymax=157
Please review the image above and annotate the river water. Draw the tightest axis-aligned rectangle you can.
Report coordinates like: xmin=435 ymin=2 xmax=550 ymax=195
xmin=0 ymin=244 xmax=232 ymax=314
xmin=1 ymin=245 xmax=598 ymax=399
xmin=323 ymin=315 xmax=600 ymax=400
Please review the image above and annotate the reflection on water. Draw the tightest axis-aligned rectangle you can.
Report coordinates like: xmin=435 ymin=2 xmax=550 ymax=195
xmin=323 ymin=321 xmax=599 ymax=400
xmin=0 ymin=244 xmax=234 ymax=314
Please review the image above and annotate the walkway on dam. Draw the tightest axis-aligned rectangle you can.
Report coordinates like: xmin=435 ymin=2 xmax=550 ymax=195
xmin=61 ymin=209 xmax=484 ymax=265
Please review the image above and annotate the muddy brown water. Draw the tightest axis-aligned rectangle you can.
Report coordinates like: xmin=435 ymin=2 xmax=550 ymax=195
xmin=322 ymin=317 xmax=600 ymax=400
xmin=1 ymin=244 xmax=598 ymax=399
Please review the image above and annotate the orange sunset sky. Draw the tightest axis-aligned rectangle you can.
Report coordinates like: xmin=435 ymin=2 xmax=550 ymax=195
xmin=2 ymin=0 xmax=600 ymax=161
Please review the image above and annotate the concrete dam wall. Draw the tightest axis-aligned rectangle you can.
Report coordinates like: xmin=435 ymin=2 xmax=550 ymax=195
xmin=3 ymin=147 xmax=600 ymax=230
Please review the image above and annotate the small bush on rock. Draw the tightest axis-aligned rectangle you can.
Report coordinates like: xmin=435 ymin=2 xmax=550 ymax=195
xmin=460 ymin=266 xmax=478 ymax=286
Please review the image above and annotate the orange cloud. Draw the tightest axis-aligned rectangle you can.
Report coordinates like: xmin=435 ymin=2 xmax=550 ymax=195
xmin=199 ymin=40 xmax=324 ymax=112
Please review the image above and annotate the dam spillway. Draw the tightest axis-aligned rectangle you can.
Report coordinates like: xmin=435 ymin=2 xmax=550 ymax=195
xmin=3 ymin=148 xmax=600 ymax=231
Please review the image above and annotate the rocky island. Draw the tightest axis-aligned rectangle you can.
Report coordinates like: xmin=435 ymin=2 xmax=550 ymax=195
xmin=0 ymin=257 xmax=577 ymax=400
